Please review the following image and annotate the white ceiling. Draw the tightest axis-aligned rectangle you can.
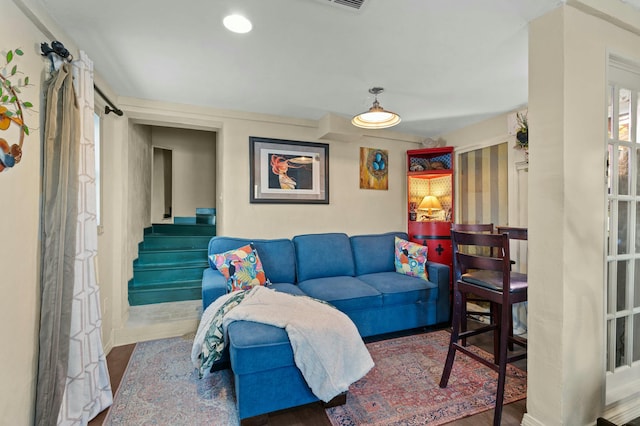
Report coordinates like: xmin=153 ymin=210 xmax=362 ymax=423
xmin=37 ymin=0 xmax=566 ymax=137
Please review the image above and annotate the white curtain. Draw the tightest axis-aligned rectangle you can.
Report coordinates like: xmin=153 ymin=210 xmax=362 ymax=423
xmin=57 ymin=51 xmax=112 ymax=425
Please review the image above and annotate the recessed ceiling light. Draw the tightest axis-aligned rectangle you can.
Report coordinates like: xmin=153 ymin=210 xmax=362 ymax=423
xmin=223 ymin=14 xmax=252 ymax=34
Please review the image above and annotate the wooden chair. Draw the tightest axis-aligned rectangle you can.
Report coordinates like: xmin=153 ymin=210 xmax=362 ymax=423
xmin=451 ymin=223 xmax=495 ymax=233
xmin=496 ymin=226 xmax=528 ymax=241
xmin=451 ymin=223 xmax=495 ymax=345
xmin=496 ymin=226 xmax=528 ymax=348
xmin=440 ymin=230 xmax=527 ymax=426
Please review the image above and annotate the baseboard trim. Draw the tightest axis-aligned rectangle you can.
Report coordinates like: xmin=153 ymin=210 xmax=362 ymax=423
xmin=604 ymin=391 xmax=640 ymax=425
xmin=113 ymin=318 xmax=198 ymax=346
xmin=521 ymin=413 xmax=547 ymax=426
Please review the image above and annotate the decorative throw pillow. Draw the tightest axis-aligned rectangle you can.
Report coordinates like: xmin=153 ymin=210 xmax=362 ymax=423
xmin=394 ymin=237 xmax=429 ymax=281
xmin=210 ymin=243 xmax=268 ymax=292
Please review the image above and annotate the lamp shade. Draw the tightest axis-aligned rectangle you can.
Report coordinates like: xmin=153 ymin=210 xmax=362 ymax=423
xmin=352 ymin=87 xmax=401 ymax=129
xmin=418 ymin=195 xmax=442 ymax=213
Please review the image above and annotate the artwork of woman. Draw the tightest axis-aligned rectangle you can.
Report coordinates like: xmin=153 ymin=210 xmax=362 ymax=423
xmin=270 ymin=154 xmax=313 ymax=190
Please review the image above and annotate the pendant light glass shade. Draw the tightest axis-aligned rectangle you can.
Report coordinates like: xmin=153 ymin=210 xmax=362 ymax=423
xmin=352 ymin=87 xmax=401 ymax=129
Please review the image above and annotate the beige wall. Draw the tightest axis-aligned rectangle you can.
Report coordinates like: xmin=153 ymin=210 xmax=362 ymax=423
xmin=219 ymin=123 xmax=418 ymax=238
xmin=102 ymin=101 xmax=424 ymax=346
xmin=524 ymin=4 xmax=640 ymax=426
xmin=127 ymin=123 xmax=152 ymax=264
xmin=1 ymin=2 xmax=53 ymax=423
xmin=150 ymin=126 xmax=217 ymax=220
xmin=9 ymin=0 xmax=640 ymax=423
xmin=121 ymin=98 xmax=423 ymax=240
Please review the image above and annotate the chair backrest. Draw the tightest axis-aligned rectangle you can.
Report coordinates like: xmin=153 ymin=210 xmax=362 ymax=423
xmin=452 ymin=223 xmax=494 ymax=233
xmin=452 ymin=230 xmax=527 ymax=305
xmin=451 ymin=230 xmax=511 ymax=281
xmin=452 ymin=223 xmax=495 ymax=257
xmin=496 ymin=226 xmax=527 ymax=241
xmin=496 ymin=226 xmax=528 ymax=273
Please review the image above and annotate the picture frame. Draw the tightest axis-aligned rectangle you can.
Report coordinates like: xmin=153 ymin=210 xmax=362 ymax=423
xmin=359 ymin=147 xmax=389 ymax=190
xmin=249 ymin=136 xmax=329 ymax=204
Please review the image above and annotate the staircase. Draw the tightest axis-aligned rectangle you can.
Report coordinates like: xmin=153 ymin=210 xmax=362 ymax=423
xmin=128 ymin=209 xmax=216 ymax=306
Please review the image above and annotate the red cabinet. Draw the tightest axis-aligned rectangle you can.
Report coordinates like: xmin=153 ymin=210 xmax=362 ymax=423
xmin=408 ymin=221 xmax=452 ymax=272
xmin=407 ymin=147 xmax=454 ymax=282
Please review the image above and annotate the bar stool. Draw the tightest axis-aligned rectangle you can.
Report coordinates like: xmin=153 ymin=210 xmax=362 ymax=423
xmin=439 ymin=230 xmax=527 ymax=426
xmin=451 ymin=223 xmax=495 ymax=345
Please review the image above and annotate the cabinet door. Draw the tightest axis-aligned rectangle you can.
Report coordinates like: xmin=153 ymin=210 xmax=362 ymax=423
xmin=408 ymin=221 xmax=452 ymax=272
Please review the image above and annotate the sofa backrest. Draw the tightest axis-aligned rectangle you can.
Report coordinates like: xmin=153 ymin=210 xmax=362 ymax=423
xmin=208 ymin=236 xmax=296 ymax=284
xmin=350 ymin=231 xmax=409 ymax=275
xmin=292 ymin=233 xmax=355 ymax=282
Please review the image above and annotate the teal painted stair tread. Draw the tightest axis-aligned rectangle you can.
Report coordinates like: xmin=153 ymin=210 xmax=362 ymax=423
xmin=134 ymin=248 xmax=208 ymax=266
xmin=128 ymin=279 xmax=202 ymax=306
xmin=150 ymin=223 xmax=216 ymax=236
xmin=129 ymin=220 xmax=217 ymax=306
xmin=132 ymin=263 xmax=208 ymax=285
xmin=140 ymin=235 xmax=212 ymax=250
xmin=195 ymin=208 xmax=215 ymax=215
xmin=195 ymin=208 xmax=216 ymax=224
xmin=173 ymin=216 xmax=197 ymax=224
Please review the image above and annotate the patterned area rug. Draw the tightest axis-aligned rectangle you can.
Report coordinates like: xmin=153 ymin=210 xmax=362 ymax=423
xmin=103 ymin=334 xmax=238 ymax=425
xmin=103 ymin=330 xmax=525 ymax=426
xmin=325 ymin=330 xmax=527 ymax=426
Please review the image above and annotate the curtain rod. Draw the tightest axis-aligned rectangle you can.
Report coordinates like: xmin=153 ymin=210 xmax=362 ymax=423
xmin=93 ymin=85 xmax=123 ymax=116
xmin=41 ymin=40 xmax=123 ymax=117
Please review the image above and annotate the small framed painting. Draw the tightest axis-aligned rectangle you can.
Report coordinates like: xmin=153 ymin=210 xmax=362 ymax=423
xmin=249 ymin=136 xmax=329 ymax=204
xmin=360 ymin=147 xmax=388 ymax=190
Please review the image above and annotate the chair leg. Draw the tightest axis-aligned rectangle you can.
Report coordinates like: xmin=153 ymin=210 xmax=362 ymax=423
xmin=461 ymin=292 xmax=468 ymax=346
xmin=492 ymin=302 xmax=512 ymax=426
xmin=508 ymin=306 xmax=515 ymax=351
xmin=440 ymin=289 xmax=462 ymax=388
xmin=493 ymin=303 xmax=501 ymax=364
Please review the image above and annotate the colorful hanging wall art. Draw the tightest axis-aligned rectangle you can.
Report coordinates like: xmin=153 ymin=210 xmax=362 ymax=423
xmin=360 ymin=147 xmax=388 ymax=190
xmin=0 ymin=48 xmax=33 ymax=173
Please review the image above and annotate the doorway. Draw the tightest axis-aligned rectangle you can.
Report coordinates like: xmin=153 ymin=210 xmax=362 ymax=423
xmin=152 ymin=147 xmax=173 ymax=223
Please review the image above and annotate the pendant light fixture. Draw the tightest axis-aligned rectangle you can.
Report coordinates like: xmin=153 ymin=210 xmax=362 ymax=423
xmin=352 ymin=87 xmax=401 ymax=129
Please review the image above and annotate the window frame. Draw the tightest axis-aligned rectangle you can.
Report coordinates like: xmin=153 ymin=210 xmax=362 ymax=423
xmin=605 ymin=55 xmax=640 ymax=404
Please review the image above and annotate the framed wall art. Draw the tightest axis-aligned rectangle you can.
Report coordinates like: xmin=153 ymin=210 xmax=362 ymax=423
xmin=359 ymin=147 xmax=388 ymax=190
xmin=249 ymin=136 xmax=329 ymax=204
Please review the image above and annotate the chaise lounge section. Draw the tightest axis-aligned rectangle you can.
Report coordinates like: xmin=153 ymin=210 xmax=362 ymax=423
xmin=200 ymin=231 xmax=450 ymax=423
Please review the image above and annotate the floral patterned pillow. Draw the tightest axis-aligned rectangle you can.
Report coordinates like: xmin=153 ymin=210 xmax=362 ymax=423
xmin=210 ymin=243 xmax=269 ymax=292
xmin=394 ymin=237 xmax=429 ymax=281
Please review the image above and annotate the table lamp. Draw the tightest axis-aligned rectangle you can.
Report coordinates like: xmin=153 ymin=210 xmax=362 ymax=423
xmin=418 ymin=195 xmax=442 ymax=220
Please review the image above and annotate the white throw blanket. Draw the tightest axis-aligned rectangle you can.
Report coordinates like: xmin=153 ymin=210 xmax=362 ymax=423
xmin=192 ymin=286 xmax=374 ymax=402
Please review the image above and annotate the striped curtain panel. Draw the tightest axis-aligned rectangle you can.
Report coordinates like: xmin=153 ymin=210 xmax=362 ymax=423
xmin=58 ymin=51 xmax=113 ymax=424
xmin=458 ymin=143 xmax=508 ymax=225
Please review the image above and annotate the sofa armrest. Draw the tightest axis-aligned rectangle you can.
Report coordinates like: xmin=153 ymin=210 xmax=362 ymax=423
xmin=427 ymin=261 xmax=451 ymax=324
xmin=202 ymin=268 xmax=227 ymax=310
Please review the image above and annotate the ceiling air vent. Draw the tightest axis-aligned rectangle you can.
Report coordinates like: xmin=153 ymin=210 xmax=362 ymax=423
xmin=312 ymin=0 xmax=366 ymax=12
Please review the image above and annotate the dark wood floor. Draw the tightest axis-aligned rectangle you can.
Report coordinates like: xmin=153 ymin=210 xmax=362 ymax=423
xmin=89 ymin=323 xmax=527 ymax=426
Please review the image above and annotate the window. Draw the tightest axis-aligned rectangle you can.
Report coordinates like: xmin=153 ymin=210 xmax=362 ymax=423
xmin=606 ymin=57 xmax=640 ymax=402
xmin=94 ymin=111 xmax=102 ymax=228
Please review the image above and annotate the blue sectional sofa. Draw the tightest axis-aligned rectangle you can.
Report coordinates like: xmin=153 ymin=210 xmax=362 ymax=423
xmin=201 ymin=231 xmax=450 ymax=424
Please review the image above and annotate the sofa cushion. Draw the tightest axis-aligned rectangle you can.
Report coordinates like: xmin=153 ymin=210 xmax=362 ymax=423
xmin=394 ymin=237 xmax=429 ymax=281
xmin=227 ymin=321 xmax=294 ymax=375
xmin=350 ymin=231 xmax=408 ymax=275
xmin=208 ymin=237 xmax=296 ymax=284
xmin=297 ymin=276 xmax=382 ymax=311
xmin=356 ymin=271 xmax=437 ymax=306
xmin=269 ymin=283 xmax=306 ymax=296
xmin=210 ymin=244 xmax=268 ymax=292
xmin=293 ymin=233 xmax=355 ymax=281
